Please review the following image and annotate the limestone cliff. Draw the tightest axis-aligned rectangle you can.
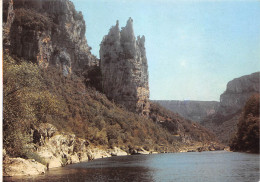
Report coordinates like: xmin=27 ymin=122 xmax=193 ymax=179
xmin=218 ymin=72 xmax=260 ymax=116
xmin=100 ymin=18 xmax=150 ymax=115
xmin=153 ymin=100 xmax=219 ymax=122
xmin=201 ymin=72 xmax=260 ymax=144
xmin=3 ymin=0 xmax=98 ymax=76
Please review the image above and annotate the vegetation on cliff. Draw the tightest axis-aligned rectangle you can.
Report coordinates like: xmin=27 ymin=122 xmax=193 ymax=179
xmin=150 ymin=102 xmax=217 ymax=143
xmin=3 ymin=1 xmax=222 ymax=169
xmin=3 ymin=54 xmax=219 ymax=159
xmin=230 ymin=94 xmax=259 ymax=153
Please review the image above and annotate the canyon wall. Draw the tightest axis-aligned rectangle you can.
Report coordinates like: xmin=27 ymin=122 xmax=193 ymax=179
xmin=153 ymin=100 xmax=219 ymax=122
xmin=100 ymin=18 xmax=150 ymax=115
xmin=218 ymin=72 xmax=260 ymax=117
xmin=3 ymin=0 xmax=149 ymax=115
xmin=201 ymin=72 xmax=260 ymax=143
xmin=3 ymin=0 xmax=98 ymax=76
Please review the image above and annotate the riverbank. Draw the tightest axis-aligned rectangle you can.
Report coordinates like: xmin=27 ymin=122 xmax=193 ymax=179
xmin=3 ymin=144 xmax=228 ymax=177
xmin=5 ymin=151 xmax=258 ymax=182
xmin=3 ymin=123 xmax=226 ymax=177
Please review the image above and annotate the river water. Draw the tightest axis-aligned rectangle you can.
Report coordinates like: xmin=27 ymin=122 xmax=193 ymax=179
xmin=4 ymin=151 xmax=259 ymax=182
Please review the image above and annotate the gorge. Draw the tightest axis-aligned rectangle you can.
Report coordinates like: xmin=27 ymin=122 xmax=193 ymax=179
xmin=2 ymin=0 xmax=227 ymax=177
xmin=155 ymin=72 xmax=260 ymax=144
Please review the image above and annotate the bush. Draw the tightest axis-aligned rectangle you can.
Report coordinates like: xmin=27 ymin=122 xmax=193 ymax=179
xmin=24 ymin=151 xmax=47 ymax=166
xmin=61 ymin=157 xmax=68 ymax=167
xmin=3 ymin=54 xmax=66 ymax=156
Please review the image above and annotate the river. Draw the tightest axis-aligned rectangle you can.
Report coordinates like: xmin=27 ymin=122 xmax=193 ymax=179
xmin=4 ymin=151 xmax=259 ymax=182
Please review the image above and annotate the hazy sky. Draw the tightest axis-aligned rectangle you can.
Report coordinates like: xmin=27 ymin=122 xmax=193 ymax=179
xmin=71 ymin=0 xmax=260 ymax=101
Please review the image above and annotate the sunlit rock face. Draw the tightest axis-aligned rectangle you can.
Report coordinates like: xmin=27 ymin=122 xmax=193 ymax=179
xmin=3 ymin=0 xmax=98 ymax=75
xmin=218 ymin=72 xmax=260 ymax=116
xmin=100 ymin=18 xmax=150 ymax=115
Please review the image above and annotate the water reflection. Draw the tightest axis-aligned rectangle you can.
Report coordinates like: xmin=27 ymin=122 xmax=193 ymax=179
xmin=4 ymin=151 xmax=259 ymax=182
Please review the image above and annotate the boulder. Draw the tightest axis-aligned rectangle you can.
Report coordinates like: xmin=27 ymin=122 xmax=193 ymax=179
xmin=110 ymin=147 xmax=128 ymax=156
xmin=87 ymin=148 xmax=111 ymax=159
xmin=3 ymin=157 xmax=46 ymax=176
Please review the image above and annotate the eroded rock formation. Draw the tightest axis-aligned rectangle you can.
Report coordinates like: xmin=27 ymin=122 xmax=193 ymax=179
xmin=30 ymin=123 xmax=129 ymax=168
xmin=3 ymin=0 xmax=98 ymax=75
xmin=100 ymin=18 xmax=150 ymax=115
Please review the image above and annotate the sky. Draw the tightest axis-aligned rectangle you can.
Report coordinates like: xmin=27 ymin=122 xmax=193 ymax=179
xmin=71 ymin=0 xmax=260 ymax=101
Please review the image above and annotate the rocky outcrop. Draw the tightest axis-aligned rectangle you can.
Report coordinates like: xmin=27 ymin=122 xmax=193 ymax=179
xmin=153 ymin=100 xmax=219 ymax=122
xmin=218 ymin=72 xmax=260 ymax=116
xmin=110 ymin=147 xmax=128 ymax=156
xmin=32 ymin=123 xmax=91 ymax=168
xmin=31 ymin=123 xmax=132 ymax=168
xmin=100 ymin=18 xmax=150 ymax=115
xmin=3 ymin=0 xmax=98 ymax=75
xmin=3 ymin=156 xmax=46 ymax=176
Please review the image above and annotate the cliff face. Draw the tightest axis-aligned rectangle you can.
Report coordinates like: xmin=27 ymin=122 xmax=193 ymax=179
xmin=3 ymin=0 xmax=98 ymax=76
xmin=3 ymin=1 xmax=149 ymax=115
xmin=201 ymin=72 xmax=260 ymax=144
xmin=153 ymin=100 xmax=219 ymax=122
xmin=218 ymin=72 xmax=260 ymax=116
xmin=100 ymin=18 xmax=150 ymax=115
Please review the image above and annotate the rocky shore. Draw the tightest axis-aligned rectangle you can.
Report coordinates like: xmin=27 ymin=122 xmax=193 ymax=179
xmin=3 ymin=123 xmax=151 ymax=177
xmin=3 ymin=123 xmax=226 ymax=177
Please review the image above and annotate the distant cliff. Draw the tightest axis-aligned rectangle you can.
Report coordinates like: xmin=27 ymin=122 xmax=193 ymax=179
xmin=153 ymin=100 xmax=219 ymax=122
xmin=100 ymin=18 xmax=150 ymax=115
xmin=201 ymin=72 xmax=260 ymax=144
xmin=218 ymin=72 xmax=260 ymax=117
xmin=3 ymin=0 xmax=98 ymax=76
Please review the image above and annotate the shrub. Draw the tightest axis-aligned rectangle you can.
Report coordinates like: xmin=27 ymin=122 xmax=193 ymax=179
xmin=24 ymin=151 xmax=47 ymax=166
xmin=61 ymin=157 xmax=68 ymax=167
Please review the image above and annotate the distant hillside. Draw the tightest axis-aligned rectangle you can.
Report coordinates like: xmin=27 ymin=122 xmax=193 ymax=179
xmin=153 ymin=100 xmax=219 ymax=122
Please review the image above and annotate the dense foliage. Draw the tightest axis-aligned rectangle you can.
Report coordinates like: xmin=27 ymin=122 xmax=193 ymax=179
xmin=2 ymin=54 xmax=170 ymax=156
xmin=3 ymin=54 xmax=65 ymax=157
xmin=230 ymin=94 xmax=260 ymax=153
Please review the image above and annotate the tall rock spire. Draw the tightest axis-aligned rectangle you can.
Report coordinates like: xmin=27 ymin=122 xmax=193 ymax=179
xmin=100 ymin=18 xmax=150 ymax=116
